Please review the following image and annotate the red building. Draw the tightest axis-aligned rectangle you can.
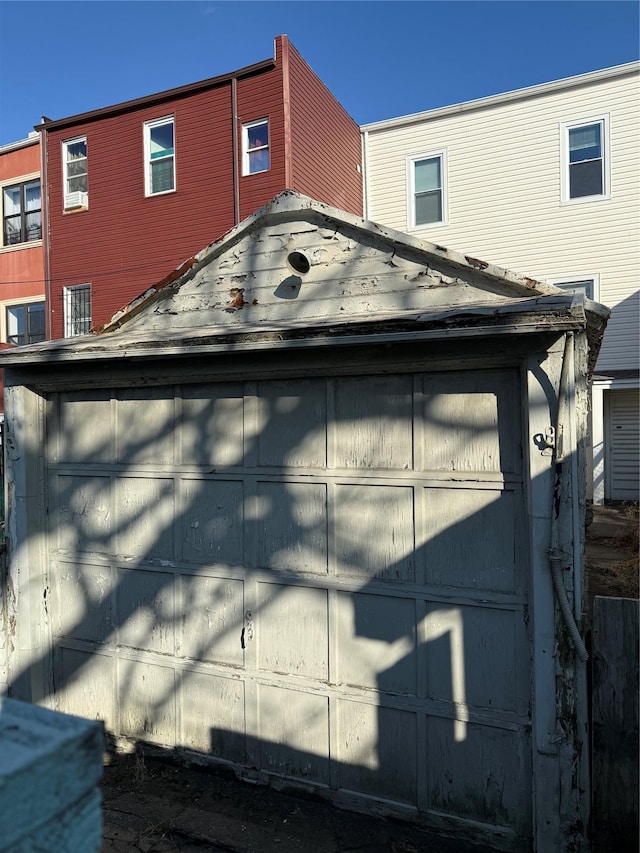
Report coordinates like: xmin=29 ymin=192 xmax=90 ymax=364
xmin=37 ymin=35 xmax=363 ymax=338
xmin=0 ymin=134 xmax=45 ymax=418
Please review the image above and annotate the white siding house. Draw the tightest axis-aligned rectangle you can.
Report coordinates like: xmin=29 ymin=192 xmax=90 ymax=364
xmin=362 ymin=62 xmax=640 ymax=503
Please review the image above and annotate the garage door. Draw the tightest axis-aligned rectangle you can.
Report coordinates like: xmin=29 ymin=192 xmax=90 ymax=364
xmin=46 ymin=366 xmax=532 ymax=846
xmin=607 ymin=389 xmax=640 ymax=501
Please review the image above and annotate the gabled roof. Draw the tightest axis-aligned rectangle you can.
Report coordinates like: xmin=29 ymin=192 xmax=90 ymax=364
xmin=0 ymin=191 xmax=609 ymax=369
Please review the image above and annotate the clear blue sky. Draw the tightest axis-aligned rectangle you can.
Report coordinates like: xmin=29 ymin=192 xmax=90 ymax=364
xmin=0 ymin=0 xmax=638 ymax=146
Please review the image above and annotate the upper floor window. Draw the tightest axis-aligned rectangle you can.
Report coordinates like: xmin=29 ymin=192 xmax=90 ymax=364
xmin=6 ymin=301 xmax=45 ymax=345
xmin=2 ymin=179 xmax=41 ymax=245
xmin=549 ymin=275 xmax=598 ymax=301
xmin=63 ymin=136 xmax=88 ymax=210
xmin=408 ymin=152 xmax=446 ymax=228
xmin=144 ymin=116 xmax=175 ymax=195
xmin=561 ymin=117 xmax=609 ymax=203
xmin=64 ymin=283 xmax=92 ymax=337
xmin=243 ymin=119 xmax=269 ymax=175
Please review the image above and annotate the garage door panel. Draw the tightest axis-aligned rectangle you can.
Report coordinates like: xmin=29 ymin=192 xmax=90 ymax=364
xmin=56 ymin=648 xmax=117 ymax=732
xmin=51 ymin=562 xmax=114 ymax=643
xmin=257 ymin=685 xmax=330 ymax=783
xmin=181 ymin=479 xmax=244 ymax=566
xmin=422 ymin=488 xmax=518 ymax=593
xmin=118 ymin=660 xmax=176 ymax=746
xmin=257 ymin=583 xmax=328 ymax=680
xmin=338 ymin=701 xmax=418 ymax=805
xmin=177 ymin=575 xmax=244 ymax=666
xmin=257 ymin=379 xmax=327 ymax=468
xmin=427 ymin=717 xmax=531 ymax=833
xmin=116 ymin=568 xmax=176 ymax=655
xmin=179 ymin=671 xmax=246 ymax=761
xmin=180 ymin=383 xmax=245 ymax=467
xmin=115 ymin=389 xmax=176 ymax=465
xmin=55 ymin=474 xmax=113 ymax=554
xmin=334 ymin=375 xmax=413 ymax=470
xmin=256 ymin=481 xmax=328 ymax=573
xmin=337 ymin=591 xmax=417 ymax=694
xmin=419 ymin=370 xmax=520 ymax=474
xmin=48 ymin=391 xmax=113 ymax=464
xmin=335 ymin=484 xmax=415 ymax=582
xmin=425 ymin=605 xmax=528 ymax=713
xmin=115 ymin=477 xmax=175 ymax=560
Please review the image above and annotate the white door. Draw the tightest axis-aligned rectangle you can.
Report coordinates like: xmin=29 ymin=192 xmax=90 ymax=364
xmin=45 ymin=365 xmax=532 ymax=849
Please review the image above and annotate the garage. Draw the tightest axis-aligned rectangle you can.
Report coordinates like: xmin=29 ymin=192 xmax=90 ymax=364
xmin=606 ymin=388 xmax=640 ymax=500
xmin=0 ymin=193 xmax=608 ymax=852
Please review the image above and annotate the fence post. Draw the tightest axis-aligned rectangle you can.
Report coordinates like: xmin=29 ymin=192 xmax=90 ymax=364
xmin=592 ymin=595 xmax=639 ymax=849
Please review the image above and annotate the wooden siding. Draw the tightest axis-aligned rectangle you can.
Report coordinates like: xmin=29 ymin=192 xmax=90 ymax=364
xmin=46 ymin=84 xmax=240 ymax=337
xmin=364 ymin=69 xmax=640 ymax=373
xmin=237 ymin=48 xmax=287 ymax=221
xmin=287 ymin=42 xmax=363 ymax=216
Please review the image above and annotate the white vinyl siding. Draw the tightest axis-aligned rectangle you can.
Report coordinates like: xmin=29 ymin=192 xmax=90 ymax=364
xmin=363 ymin=67 xmax=640 ymax=374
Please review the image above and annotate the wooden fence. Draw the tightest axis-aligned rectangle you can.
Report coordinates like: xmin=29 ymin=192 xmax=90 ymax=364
xmin=591 ymin=596 xmax=639 ymax=851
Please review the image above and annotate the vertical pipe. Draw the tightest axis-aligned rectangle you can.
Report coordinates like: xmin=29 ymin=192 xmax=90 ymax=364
xmin=39 ymin=127 xmax=51 ymax=339
xmin=231 ymin=77 xmax=240 ymax=226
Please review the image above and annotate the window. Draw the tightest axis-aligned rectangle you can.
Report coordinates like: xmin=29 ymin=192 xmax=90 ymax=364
xmin=549 ymin=275 xmax=598 ymax=301
xmin=561 ymin=117 xmax=609 ymax=203
xmin=5 ymin=302 xmax=45 ymax=345
xmin=63 ymin=136 xmax=88 ymax=209
xmin=408 ymin=152 xmax=446 ymax=228
xmin=243 ymin=119 xmax=269 ymax=175
xmin=144 ymin=117 xmax=175 ymax=195
xmin=2 ymin=180 xmax=41 ymax=245
xmin=64 ymin=284 xmax=92 ymax=337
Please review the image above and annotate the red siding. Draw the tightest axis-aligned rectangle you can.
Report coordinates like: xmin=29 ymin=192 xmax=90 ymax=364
xmin=237 ymin=46 xmax=287 ymax=220
xmin=44 ymin=37 xmax=361 ymax=337
xmin=46 ymin=83 xmax=240 ymax=336
xmin=286 ymin=43 xmax=363 ymax=216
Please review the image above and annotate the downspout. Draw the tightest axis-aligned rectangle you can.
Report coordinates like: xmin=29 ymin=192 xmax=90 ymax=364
xmin=39 ymin=126 xmax=52 ymax=339
xmin=548 ymin=332 xmax=589 ymax=662
xmin=231 ymin=77 xmax=240 ymax=226
xmin=361 ymin=130 xmax=369 ymax=220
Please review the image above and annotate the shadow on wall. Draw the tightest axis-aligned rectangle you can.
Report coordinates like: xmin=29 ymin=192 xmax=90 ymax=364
xmin=0 ymin=354 xmax=551 ymax=849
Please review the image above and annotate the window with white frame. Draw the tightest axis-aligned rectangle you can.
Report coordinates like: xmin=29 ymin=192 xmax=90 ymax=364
xmin=64 ymin=284 xmax=92 ymax=337
xmin=63 ymin=136 xmax=88 ymax=209
xmin=549 ymin=275 xmax=598 ymax=301
xmin=561 ymin=117 xmax=609 ymax=203
xmin=408 ymin=152 xmax=446 ymax=228
xmin=2 ymin=179 xmax=41 ymax=245
xmin=144 ymin=116 xmax=175 ymax=195
xmin=242 ymin=119 xmax=269 ymax=175
xmin=5 ymin=301 xmax=45 ymax=345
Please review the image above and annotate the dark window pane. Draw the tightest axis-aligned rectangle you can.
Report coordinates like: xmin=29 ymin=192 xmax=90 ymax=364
xmin=66 ymin=140 xmax=86 ymax=160
xmin=4 ymin=215 xmax=21 ymax=244
xmin=151 ymin=158 xmax=175 ymax=193
xmin=67 ymin=159 xmax=87 ymax=178
xmin=415 ymin=190 xmax=442 ymax=224
xmin=247 ymin=122 xmax=268 ymax=150
xmin=67 ymin=175 xmax=88 ymax=194
xmin=570 ymin=160 xmax=603 ymax=198
xmin=150 ymin=123 xmax=174 ymax=157
xmin=569 ymin=124 xmax=601 ymax=164
xmin=27 ymin=304 xmax=45 ymax=342
xmin=26 ymin=211 xmax=42 ymax=241
xmin=248 ymin=148 xmax=270 ymax=174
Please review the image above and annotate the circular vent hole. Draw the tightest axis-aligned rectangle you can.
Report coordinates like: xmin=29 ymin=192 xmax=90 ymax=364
xmin=287 ymin=251 xmax=311 ymax=275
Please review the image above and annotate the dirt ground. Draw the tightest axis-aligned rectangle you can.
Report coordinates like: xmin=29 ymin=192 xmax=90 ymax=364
xmin=101 ymin=503 xmax=639 ymax=853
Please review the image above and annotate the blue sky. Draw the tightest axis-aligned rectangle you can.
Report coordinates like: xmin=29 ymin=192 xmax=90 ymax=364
xmin=0 ymin=0 xmax=638 ymax=146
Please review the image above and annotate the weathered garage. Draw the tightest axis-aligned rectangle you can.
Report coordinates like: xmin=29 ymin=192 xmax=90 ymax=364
xmin=0 ymin=193 xmax=608 ymax=851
